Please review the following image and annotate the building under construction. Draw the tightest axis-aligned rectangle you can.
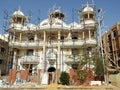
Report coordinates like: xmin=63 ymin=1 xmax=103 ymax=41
xmin=102 ymin=22 xmax=120 ymax=73
xmin=4 ymin=2 xmax=98 ymax=84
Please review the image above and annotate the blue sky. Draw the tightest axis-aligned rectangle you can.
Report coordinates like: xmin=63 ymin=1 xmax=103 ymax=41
xmin=0 ymin=0 xmax=120 ymax=33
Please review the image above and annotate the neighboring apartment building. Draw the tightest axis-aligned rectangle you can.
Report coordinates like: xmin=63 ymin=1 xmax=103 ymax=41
xmin=0 ymin=34 xmax=9 ymax=75
xmin=102 ymin=22 xmax=120 ymax=72
xmin=8 ymin=3 xmax=97 ymax=84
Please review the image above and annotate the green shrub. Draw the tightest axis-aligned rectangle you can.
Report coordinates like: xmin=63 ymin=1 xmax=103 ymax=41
xmin=59 ymin=71 xmax=70 ymax=85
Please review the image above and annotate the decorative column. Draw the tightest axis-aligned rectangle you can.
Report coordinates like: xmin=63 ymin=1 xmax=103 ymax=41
xmin=68 ymin=31 xmax=71 ymax=39
xmin=89 ymin=48 xmax=92 ymax=57
xmin=13 ymin=50 xmax=17 ymax=69
xmin=57 ymin=30 xmax=61 ymax=69
xmin=83 ymin=31 xmax=84 ymax=40
xmin=13 ymin=32 xmax=15 ymax=42
xmin=56 ymin=30 xmax=61 ymax=83
xmin=9 ymin=34 xmax=11 ymax=41
xmin=34 ymin=32 xmax=37 ymax=41
xmin=89 ymin=29 xmax=91 ymax=40
xmin=19 ymin=33 xmax=22 ymax=42
xmin=43 ymin=30 xmax=46 ymax=72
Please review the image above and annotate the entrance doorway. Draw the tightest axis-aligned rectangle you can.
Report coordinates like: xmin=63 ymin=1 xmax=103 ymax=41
xmin=47 ymin=67 xmax=56 ymax=84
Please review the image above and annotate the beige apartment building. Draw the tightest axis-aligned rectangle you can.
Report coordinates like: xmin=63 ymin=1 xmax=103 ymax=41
xmin=102 ymin=22 xmax=120 ymax=72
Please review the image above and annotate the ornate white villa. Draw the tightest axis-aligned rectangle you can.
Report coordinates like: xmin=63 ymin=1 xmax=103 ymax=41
xmin=8 ymin=2 xmax=97 ymax=84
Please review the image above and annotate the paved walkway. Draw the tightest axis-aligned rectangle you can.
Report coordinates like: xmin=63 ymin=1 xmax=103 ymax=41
xmin=0 ymin=83 xmax=120 ymax=90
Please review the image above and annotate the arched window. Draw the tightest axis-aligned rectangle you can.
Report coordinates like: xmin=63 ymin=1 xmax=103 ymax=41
xmin=89 ymin=14 xmax=94 ymax=19
xmin=84 ymin=14 xmax=88 ymax=19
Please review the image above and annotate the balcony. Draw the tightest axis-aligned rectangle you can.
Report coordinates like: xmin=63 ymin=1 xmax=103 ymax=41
xmin=9 ymin=41 xmax=44 ymax=48
xmin=65 ymin=55 xmax=80 ymax=65
xmin=62 ymin=39 xmax=96 ymax=47
xmin=63 ymin=39 xmax=84 ymax=47
xmin=19 ymin=55 xmax=40 ymax=64
xmin=86 ymin=39 xmax=96 ymax=45
xmin=9 ymin=38 xmax=96 ymax=48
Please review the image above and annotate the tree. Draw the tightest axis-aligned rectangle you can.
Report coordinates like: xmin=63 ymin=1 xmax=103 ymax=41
xmin=77 ymin=69 xmax=86 ymax=83
xmin=59 ymin=71 xmax=70 ymax=85
xmin=68 ymin=49 xmax=95 ymax=84
xmin=94 ymin=56 xmax=104 ymax=80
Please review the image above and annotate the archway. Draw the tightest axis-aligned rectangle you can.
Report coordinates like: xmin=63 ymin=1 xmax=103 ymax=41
xmin=47 ymin=67 xmax=56 ymax=84
xmin=16 ymin=71 xmax=21 ymax=78
xmin=16 ymin=71 xmax=22 ymax=83
xmin=47 ymin=67 xmax=56 ymax=72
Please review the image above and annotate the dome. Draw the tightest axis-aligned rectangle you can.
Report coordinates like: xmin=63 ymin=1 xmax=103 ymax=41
xmin=70 ymin=22 xmax=82 ymax=29
xmin=83 ymin=6 xmax=94 ymax=12
xmin=27 ymin=23 xmax=36 ymax=30
xmin=40 ymin=19 xmax=49 ymax=26
xmin=39 ymin=18 xmax=69 ymax=29
xmin=27 ymin=23 xmax=36 ymax=28
xmin=70 ymin=22 xmax=78 ymax=27
xmin=40 ymin=18 xmax=67 ymax=26
xmin=83 ymin=3 xmax=94 ymax=12
xmin=12 ymin=8 xmax=24 ymax=16
xmin=54 ymin=9 xmax=61 ymax=13
xmin=49 ymin=8 xmax=65 ymax=20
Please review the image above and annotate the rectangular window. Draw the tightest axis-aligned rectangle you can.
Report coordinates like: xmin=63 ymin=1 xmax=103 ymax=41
xmin=113 ymin=30 xmax=118 ymax=38
xmin=109 ymin=46 xmax=112 ymax=52
xmin=1 ymin=48 xmax=5 ymax=53
xmin=107 ymin=35 xmax=111 ymax=41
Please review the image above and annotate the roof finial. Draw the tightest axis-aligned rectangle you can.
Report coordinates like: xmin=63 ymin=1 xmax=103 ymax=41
xmin=18 ymin=6 xmax=21 ymax=11
xmin=92 ymin=0 xmax=94 ymax=5
xmin=86 ymin=1 xmax=89 ymax=7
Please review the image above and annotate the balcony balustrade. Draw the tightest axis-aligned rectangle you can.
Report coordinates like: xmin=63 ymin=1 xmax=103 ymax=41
xmin=9 ymin=38 xmax=96 ymax=48
xmin=65 ymin=55 xmax=81 ymax=65
xmin=19 ymin=55 xmax=40 ymax=64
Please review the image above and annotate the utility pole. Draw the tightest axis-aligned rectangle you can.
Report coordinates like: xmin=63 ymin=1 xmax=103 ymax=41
xmin=97 ymin=8 xmax=107 ymax=84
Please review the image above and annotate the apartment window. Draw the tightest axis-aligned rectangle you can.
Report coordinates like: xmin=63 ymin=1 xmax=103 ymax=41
xmin=109 ymin=46 xmax=112 ymax=52
xmin=118 ymin=53 xmax=120 ymax=60
xmin=0 ymin=60 xmax=3 ymax=64
xmin=107 ymin=35 xmax=111 ymax=41
xmin=113 ymin=30 xmax=118 ymax=38
xmin=1 ymin=48 xmax=5 ymax=53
